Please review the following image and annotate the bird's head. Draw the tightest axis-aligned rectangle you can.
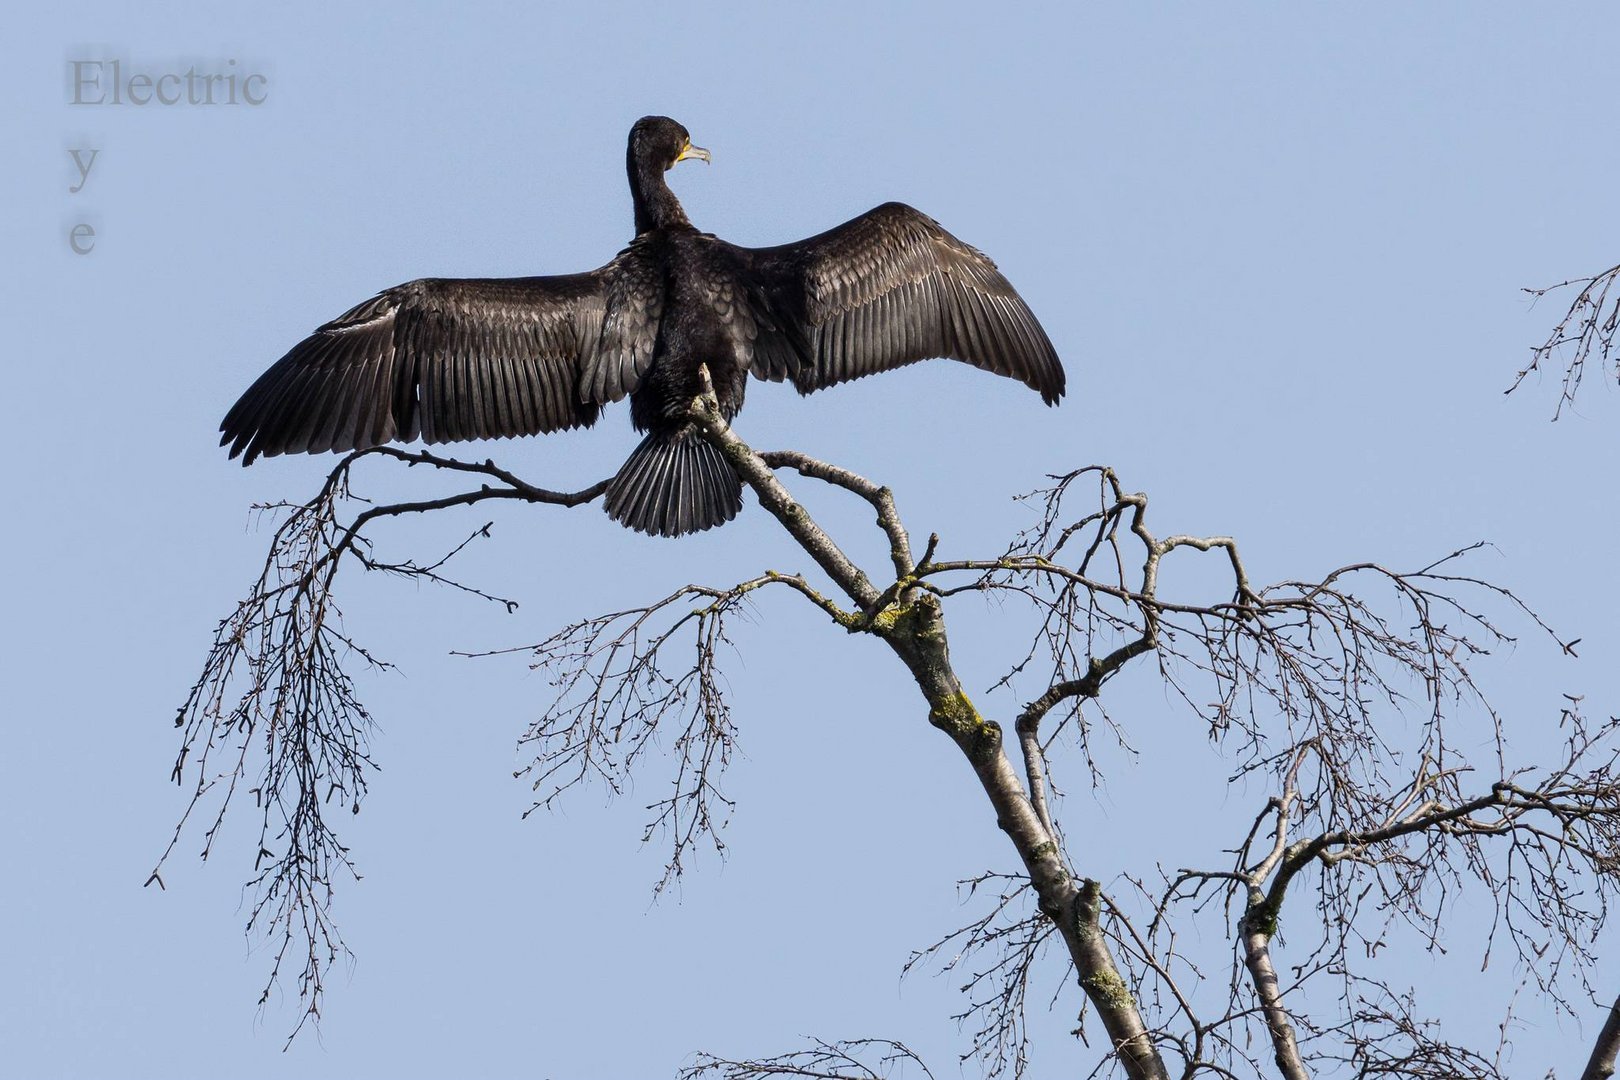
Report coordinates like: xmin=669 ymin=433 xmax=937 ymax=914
xmin=629 ymin=115 xmax=710 ymax=172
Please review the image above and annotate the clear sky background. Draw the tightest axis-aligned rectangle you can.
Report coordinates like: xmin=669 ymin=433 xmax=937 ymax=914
xmin=4 ymin=3 xmax=1619 ymax=1078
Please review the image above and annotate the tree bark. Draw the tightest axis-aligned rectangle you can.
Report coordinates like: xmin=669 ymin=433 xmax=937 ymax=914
xmin=692 ymin=384 xmax=1171 ymax=1080
xmin=1581 ymin=992 xmax=1620 ymax=1080
xmin=1241 ymin=911 xmax=1310 ymax=1080
xmin=878 ymin=597 xmax=1169 ymax=1080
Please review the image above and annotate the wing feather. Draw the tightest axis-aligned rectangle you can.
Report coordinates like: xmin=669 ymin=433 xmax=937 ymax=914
xmin=734 ymin=202 xmax=1064 ymax=403
xmin=583 ymin=240 xmax=663 ymax=405
xmin=221 ymin=270 xmax=618 ymax=464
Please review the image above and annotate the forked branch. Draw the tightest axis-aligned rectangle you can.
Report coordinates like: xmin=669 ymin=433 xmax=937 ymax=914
xmin=1511 ymin=262 xmax=1620 ymax=416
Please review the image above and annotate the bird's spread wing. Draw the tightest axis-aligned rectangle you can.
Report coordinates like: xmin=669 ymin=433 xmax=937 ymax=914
xmin=221 ymin=272 xmax=616 ymax=464
xmin=736 ymin=202 xmax=1065 ymax=403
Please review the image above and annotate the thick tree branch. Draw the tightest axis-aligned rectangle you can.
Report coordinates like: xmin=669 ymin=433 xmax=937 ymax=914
xmin=761 ymin=449 xmax=915 ymax=581
xmin=1239 ymin=911 xmax=1309 ymax=1080
xmin=689 ymin=374 xmax=879 ymax=610
xmin=687 ymin=384 xmax=1171 ymax=1080
xmin=1582 ymin=993 xmax=1620 ymax=1080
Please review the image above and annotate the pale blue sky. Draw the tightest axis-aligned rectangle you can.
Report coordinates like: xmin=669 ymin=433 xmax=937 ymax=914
xmin=4 ymin=3 xmax=1619 ymax=1077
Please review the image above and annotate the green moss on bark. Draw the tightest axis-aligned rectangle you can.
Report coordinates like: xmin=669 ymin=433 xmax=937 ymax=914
xmin=1082 ymin=967 xmax=1137 ymax=1012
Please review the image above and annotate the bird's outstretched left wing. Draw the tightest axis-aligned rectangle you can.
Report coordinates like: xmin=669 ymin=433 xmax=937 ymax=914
xmin=734 ymin=201 xmax=1065 ymax=403
xmin=220 ymin=272 xmax=614 ymax=465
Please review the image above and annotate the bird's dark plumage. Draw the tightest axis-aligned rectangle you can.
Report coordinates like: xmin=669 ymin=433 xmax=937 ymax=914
xmin=221 ymin=116 xmax=1066 ymax=536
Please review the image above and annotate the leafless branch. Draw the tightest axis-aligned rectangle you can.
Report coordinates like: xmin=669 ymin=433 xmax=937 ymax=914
xmin=156 ymin=446 xmax=607 ymax=1039
xmin=1148 ymin=698 xmax=1620 ymax=1079
xmin=1306 ymin=980 xmax=1512 ymax=1079
xmin=679 ymin=1038 xmax=937 ymax=1080
xmin=903 ymin=871 xmax=1061 ymax=1080
xmin=760 ymin=449 xmax=914 ymax=582
xmin=1511 ymin=262 xmax=1620 ymax=416
xmin=496 ymin=570 xmax=848 ymax=894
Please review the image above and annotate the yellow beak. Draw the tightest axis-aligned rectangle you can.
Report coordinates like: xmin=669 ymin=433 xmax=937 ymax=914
xmin=675 ymin=142 xmax=711 ymax=165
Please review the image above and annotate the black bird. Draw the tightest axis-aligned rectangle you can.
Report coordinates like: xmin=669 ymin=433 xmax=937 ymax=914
xmin=220 ymin=116 xmax=1066 ymax=536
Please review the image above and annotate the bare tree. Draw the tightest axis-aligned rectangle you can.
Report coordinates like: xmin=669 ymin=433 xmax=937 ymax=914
xmin=1511 ymin=262 xmax=1620 ymax=415
xmin=160 ymin=371 xmax=1620 ymax=1077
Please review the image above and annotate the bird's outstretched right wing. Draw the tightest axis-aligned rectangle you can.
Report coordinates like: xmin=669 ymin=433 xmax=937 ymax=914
xmin=220 ymin=269 xmax=627 ymax=465
xmin=735 ymin=201 xmax=1065 ymax=404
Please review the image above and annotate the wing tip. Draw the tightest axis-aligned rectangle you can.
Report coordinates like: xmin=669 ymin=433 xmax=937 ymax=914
xmin=1040 ymin=367 xmax=1067 ymax=406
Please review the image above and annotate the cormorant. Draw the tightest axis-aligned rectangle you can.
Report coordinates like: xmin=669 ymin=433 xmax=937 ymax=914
xmin=220 ymin=116 xmax=1066 ymax=536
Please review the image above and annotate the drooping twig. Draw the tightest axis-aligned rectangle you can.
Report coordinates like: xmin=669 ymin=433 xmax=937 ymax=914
xmin=157 ymin=446 xmax=608 ymax=1039
xmin=1511 ymin=263 xmax=1620 ymax=417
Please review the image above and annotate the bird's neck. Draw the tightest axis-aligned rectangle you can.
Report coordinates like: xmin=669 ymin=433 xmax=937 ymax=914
xmin=629 ymin=158 xmax=691 ymax=234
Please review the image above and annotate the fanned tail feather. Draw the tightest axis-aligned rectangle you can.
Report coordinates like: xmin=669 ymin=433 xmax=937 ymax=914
xmin=604 ymin=427 xmax=743 ymax=537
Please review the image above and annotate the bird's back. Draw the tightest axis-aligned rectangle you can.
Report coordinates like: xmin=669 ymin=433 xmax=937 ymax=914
xmin=628 ymin=232 xmax=760 ymax=430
